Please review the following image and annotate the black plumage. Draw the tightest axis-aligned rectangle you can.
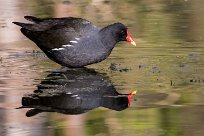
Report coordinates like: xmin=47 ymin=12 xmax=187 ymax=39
xmin=13 ymin=16 xmax=134 ymax=67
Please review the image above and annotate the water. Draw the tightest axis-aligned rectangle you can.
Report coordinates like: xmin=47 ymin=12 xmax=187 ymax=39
xmin=1 ymin=0 xmax=204 ymax=136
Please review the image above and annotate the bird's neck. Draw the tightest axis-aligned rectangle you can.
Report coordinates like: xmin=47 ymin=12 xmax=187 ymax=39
xmin=99 ymin=25 xmax=118 ymax=50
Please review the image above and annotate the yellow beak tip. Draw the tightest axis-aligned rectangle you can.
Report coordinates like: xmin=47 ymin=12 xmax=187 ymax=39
xmin=131 ymin=41 xmax=136 ymax=46
xmin=131 ymin=90 xmax=137 ymax=95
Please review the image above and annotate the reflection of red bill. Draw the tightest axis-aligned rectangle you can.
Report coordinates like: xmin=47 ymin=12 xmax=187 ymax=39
xmin=128 ymin=90 xmax=137 ymax=107
xmin=126 ymin=31 xmax=136 ymax=46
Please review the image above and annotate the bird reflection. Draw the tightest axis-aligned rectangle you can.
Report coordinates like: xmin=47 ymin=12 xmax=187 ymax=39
xmin=19 ymin=68 xmax=136 ymax=117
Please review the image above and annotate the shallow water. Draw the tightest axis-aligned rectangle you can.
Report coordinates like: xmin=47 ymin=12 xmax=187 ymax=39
xmin=1 ymin=0 xmax=204 ymax=136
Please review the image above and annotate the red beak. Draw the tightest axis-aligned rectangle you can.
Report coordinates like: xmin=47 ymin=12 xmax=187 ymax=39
xmin=126 ymin=31 xmax=136 ymax=46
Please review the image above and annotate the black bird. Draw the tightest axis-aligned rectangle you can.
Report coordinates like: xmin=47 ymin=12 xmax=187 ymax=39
xmin=13 ymin=16 xmax=136 ymax=67
xmin=18 ymin=68 xmax=136 ymax=117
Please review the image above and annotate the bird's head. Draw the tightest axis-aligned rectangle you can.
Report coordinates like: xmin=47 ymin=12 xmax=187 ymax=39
xmin=112 ymin=23 xmax=136 ymax=46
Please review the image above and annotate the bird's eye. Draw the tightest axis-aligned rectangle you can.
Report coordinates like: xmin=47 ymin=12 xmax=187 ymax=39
xmin=121 ymin=31 xmax=126 ymax=35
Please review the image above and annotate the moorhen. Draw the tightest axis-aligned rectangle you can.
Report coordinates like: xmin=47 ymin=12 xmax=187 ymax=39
xmin=13 ymin=16 xmax=136 ymax=67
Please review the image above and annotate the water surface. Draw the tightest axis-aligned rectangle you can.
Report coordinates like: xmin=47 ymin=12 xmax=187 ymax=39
xmin=0 ymin=0 xmax=204 ymax=136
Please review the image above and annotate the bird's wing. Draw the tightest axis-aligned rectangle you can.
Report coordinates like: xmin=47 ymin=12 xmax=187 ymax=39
xmin=15 ymin=16 xmax=99 ymax=50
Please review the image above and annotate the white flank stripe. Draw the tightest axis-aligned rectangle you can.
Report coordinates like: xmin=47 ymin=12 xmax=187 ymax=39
xmin=75 ymin=38 xmax=80 ymax=40
xmin=71 ymin=95 xmax=78 ymax=97
xmin=62 ymin=44 xmax=73 ymax=47
xmin=52 ymin=48 xmax=64 ymax=51
xmin=70 ymin=40 xmax=78 ymax=43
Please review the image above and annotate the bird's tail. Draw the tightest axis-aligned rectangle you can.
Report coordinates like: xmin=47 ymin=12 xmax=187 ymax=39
xmin=13 ymin=16 xmax=42 ymax=30
xmin=12 ymin=21 xmax=32 ymax=30
xmin=24 ymin=16 xmax=42 ymax=23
